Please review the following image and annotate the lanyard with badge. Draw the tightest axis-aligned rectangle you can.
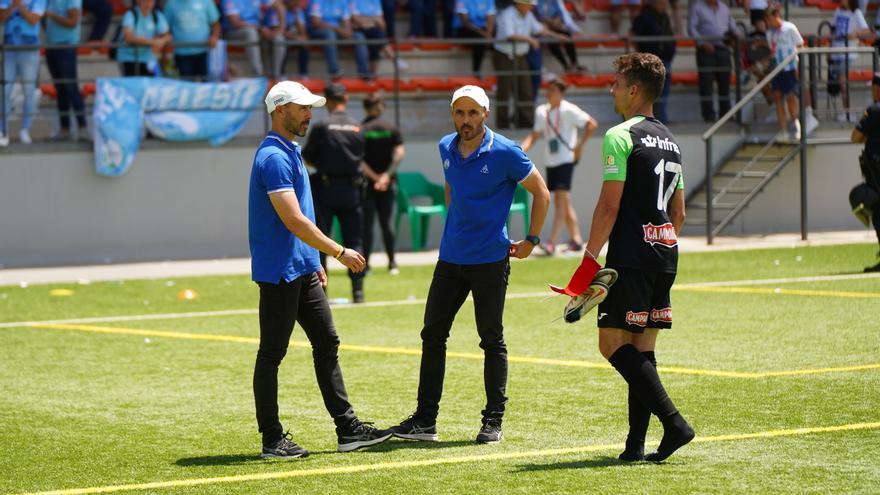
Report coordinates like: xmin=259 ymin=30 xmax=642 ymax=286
xmin=546 ymin=106 xmax=573 ymax=155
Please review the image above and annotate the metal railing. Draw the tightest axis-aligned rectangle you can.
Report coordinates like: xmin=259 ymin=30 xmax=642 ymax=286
xmin=701 ymin=45 xmax=878 ymax=244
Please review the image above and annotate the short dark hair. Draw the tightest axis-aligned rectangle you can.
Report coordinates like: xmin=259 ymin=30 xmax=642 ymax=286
xmin=363 ymin=91 xmax=384 ymax=110
xmin=612 ymin=52 xmax=666 ymax=101
xmin=546 ymin=76 xmax=568 ymax=92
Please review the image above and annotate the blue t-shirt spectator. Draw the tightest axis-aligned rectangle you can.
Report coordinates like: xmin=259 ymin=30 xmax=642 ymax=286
xmin=117 ymin=7 xmax=170 ymax=64
xmin=438 ymin=127 xmax=534 ymax=264
xmin=453 ymin=0 xmax=495 ymax=31
xmin=163 ymin=0 xmax=220 ymax=55
xmin=1 ymin=0 xmax=47 ymax=45
xmin=307 ymin=0 xmax=350 ymax=28
xmin=45 ymin=0 xmax=81 ymax=44
xmin=350 ymin=0 xmax=382 ymax=17
xmin=249 ymin=132 xmax=322 ymax=283
xmin=223 ymin=0 xmax=267 ymax=26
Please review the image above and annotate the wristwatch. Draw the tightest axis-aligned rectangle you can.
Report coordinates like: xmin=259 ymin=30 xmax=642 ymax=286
xmin=525 ymin=235 xmax=541 ymax=246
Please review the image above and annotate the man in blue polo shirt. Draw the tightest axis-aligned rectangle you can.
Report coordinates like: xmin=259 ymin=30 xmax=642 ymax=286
xmin=249 ymin=81 xmax=392 ymax=458
xmin=389 ymin=85 xmax=550 ymax=444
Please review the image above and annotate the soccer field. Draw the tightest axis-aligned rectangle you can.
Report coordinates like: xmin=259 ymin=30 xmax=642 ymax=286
xmin=1 ymin=243 xmax=879 ymax=495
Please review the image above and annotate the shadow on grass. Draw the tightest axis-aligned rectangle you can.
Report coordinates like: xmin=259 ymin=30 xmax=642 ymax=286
xmin=175 ymin=451 xmax=334 ymax=467
xmin=360 ymin=439 xmax=477 ymax=453
xmin=514 ymin=455 xmax=644 ymax=472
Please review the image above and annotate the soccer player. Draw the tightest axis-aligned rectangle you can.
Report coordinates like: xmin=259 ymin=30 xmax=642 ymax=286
xmin=389 ymin=85 xmax=550 ymax=444
xmin=249 ymin=81 xmax=392 ymax=458
xmin=562 ymin=53 xmax=694 ymax=462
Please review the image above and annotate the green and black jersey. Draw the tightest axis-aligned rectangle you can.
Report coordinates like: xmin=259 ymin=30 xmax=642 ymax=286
xmin=602 ymin=115 xmax=684 ymax=273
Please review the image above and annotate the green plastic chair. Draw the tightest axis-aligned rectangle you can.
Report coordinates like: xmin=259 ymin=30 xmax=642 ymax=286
xmin=507 ymin=185 xmax=530 ymax=234
xmin=395 ymin=172 xmax=447 ymax=251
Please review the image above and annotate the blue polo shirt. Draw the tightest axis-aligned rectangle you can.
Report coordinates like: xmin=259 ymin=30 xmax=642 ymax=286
xmin=249 ymin=132 xmax=322 ymax=284
xmin=439 ymin=127 xmax=534 ymax=265
xmin=163 ymin=0 xmax=220 ymax=55
xmin=1 ymin=0 xmax=47 ymax=45
xmin=453 ymin=0 xmax=495 ymax=31
xmin=350 ymin=0 xmax=382 ymax=17
xmin=46 ymin=0 xmax=81 ymax=44
xmin=307 ymin=0 xmax=350 ymax=28
xmin=222 ymin=0 xmax=266 ymax=25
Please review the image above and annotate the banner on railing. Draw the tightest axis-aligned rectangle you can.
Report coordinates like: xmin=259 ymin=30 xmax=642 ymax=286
xmin=92 ymin=77 xmax=266 ymax=177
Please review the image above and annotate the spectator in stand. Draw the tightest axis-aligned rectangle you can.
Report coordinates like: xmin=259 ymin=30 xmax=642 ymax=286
xmin=82 ymin=0 xmax=111 ymax=41
xmin=743 ymin=0 xmax=768 ymax=34
xmin=45 ymin=0 xmax=88 ymax=141
xmin=688 ymin=0 xmax=740 ymax=122
xmin=163 ymin=0 xmax=220 ymax=81
xmin=631 ymin=0 xmax=675 ymax=123
xmin=535 ymin=0 xmax=585 ymax=74
xmin=0 ymin=0 xmax=46 ymax=146
xmin=351 ymin=0 xmax=394 ymax=78
xmin=360 ymin=92 xmax=404 ymax=274
xmin=224 ymin=0 xmax=284 ymax=77
xmin=381 ymin=0 xmax=397 ymax=39
xmin=309 ymin=0 xmax=371 ymax=79
xmin=610 ymin=0 xmax=641 ymax=34
xmin=454 ymin=0 xmax=496 ymax=77
xmin=831 ymin=0 xmax=872 ymax=121
xmin=493 ymin=0 xmax=567 ymax=129
xmin=280 ymin=0 xmax=309 ymax=78
xmin=118 ymin=0 xmax=171 ymax=76
xmin=408 ymin=0 xmax=437 ymax=37
xmin=766 ymin=5 xmax=807 ymax=140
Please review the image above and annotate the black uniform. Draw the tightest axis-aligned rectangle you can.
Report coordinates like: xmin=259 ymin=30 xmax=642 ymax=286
xmin=856 ymin=103 xmax=880 ymax=243
xmin=362 ymin=116 xmax=403 ymax=269
xmin=597 ymin=115 xmax=684 ymax=334
xmin=302 ymin=110 xmax=367 ymax=293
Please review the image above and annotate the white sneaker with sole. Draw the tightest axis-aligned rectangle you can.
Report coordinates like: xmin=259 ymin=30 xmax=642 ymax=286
xmin=0 ymin=133 xmax=8 ymax=147
xmin=19 ymin=129 xmax=32 ymax=144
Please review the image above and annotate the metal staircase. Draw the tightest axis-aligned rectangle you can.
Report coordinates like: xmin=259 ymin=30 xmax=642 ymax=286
xmin=684 ymin=139 xmax=800 ymax=236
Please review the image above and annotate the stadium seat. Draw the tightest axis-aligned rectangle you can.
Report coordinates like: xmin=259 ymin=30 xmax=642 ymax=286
xmin=507 ymin=185 xmax=530 ymax=235
xmin=39 ymin=83 xmax=57 ymax=99
xmin=375 ymin=78 xmax=419 ymax=92
xmin=337 ymin=78 xmax=378 ymax=93
xmin=395 ymin=172 xmax=447 ymax=251
xmin=414 ymin=78 xmax=459 ymax=92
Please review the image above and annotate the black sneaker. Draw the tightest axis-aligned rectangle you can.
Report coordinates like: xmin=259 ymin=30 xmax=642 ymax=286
xmin=618 ymin=437 xmax=645 ymax=462
xmin=390 ymin=413 xmax=439 ymax=441
xmin=645 ymin=414 xmax=695 ymax=462
xmin=261 ymin=431 xmax=309 ymax=459
xmin=337 ymin=419 xmax=393 ymax=452
xmin=864 ymin=260 xmax=880 ymax=273
xmin=475 ymin=418 xmax=503 ymax=444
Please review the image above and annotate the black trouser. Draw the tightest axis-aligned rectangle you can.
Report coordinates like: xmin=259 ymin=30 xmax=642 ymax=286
xmin=457 ymin=26 xmax=490 ymax=75
xmin=314 ymin=178 xmax=366 ymax=284
xmin=175 ymin=53 xmax=208 ymax=81
xmin=416 ymin=259 xmax=510 ymax=421
xmin=45 ymin=48 xmax=86 ymax=130
xmin=696 ymin=45 xmax=732 ymax=122
xmin=122 ymin=62 xmax=151 ymax=77
xmin=493 ymin=51 xmax=533 ymax=129
xmin=546 ymin=25 xmax=579 ymax=70
xmin=83 ymin=0 xmax=112 ymax=41
xmin=363 ymin=180 xmax=396 ymax=268
xmin=254 ymin=274 xmax=356 ymax=444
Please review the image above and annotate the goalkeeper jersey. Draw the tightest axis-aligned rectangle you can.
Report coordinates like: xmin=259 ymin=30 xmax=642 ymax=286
xmin=602 ymin=115 xmax=684 ymax=273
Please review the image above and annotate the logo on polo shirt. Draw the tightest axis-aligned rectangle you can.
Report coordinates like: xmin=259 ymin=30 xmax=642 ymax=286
xmin=481 ymin=164 xmax=489 ymax=174
xmin=443 ymin=158 xmax=450 ymax=170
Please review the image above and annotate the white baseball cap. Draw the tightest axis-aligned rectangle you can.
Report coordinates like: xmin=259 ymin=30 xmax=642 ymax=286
xmin=265 ymin=81 xmax=326 ymax=113
xmin=450 ymin=85 xmax=490 ymax=110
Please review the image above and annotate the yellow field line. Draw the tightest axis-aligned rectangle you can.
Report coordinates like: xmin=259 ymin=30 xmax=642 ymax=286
xmin=676 ymin=286 xmax=880 ymax=299
xmin=9 ymin=421 xmax=880 ymax=495
xmin=24 ymin=323 xmax=880 ymax=379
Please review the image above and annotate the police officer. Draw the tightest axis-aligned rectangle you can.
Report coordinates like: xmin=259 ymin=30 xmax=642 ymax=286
xmin=851 ymin=73 xmax=880 ymax=272
xmin=302 ymin=83 xmax=368 ymax=302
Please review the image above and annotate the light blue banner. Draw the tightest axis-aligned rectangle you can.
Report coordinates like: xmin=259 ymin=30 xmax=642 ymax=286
xmin=93 ymin=77 xmax=266 ymax=177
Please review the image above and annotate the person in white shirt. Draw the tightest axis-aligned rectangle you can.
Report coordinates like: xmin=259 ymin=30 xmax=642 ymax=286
xmin=521 ymin=77 xmax=597 ymax=254
xmin=830 ymin=0 xmax=872 ymax=120
xmin=493 ymin=0 xmax=566 ymax=129
xmin=766 ymin=7 xmax=805 ymax=140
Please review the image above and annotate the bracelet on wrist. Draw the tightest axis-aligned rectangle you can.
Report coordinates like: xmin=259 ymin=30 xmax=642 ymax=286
xmin=334 ymin=246 xmax=345 ymax=260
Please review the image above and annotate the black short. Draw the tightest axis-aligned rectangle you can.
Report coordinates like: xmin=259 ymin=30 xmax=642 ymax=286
xmin=597 ymin=268 xmax=676 ymax=334
xmin=545 ymin=162 xmax=575 ymax=191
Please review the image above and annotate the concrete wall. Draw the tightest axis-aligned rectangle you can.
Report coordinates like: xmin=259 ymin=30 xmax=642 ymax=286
xmin=0 ymin=127 xmax=864 ymax=268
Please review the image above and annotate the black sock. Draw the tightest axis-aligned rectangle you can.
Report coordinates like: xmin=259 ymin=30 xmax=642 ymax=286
xmin=624 ymin=351 xmax=656 ymax=450
xmin=609 ymin=344 xmax=678 ymax=421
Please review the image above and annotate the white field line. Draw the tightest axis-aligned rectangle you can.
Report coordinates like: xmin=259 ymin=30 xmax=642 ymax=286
xmin=0 ymin=273 xmax=877 ymax=330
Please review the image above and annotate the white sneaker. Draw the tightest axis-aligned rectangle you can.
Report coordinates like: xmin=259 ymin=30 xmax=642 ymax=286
xmin=0 ymin=133 xmax=8 ymax=147
xmin=395 ymin=58 xmax=409 ymax=71
xmin=19 ymin=129 xmax=32 ymax=144
xmin=804 ymin=112 xmax=819 ymax=136
xmin=777 ymin=129 xmax=791 ymax=142
xmin=791 ymin=119 xmax=801 ymax=141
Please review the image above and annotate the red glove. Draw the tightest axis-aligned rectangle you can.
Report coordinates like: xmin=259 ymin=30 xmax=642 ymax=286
xmin=549 ymin=256 xmax=601 ymax=297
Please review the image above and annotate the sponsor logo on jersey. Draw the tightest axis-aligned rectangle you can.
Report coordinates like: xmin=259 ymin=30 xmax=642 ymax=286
xmin=481 ymin=164 xmax=489 ymax=174
xmin=642 ymin=222 xmax=678 ymax=247
xmin=650 ymin=307 xmax=672 ymax=323
xmin=640 ymin=135 xmax=680 ymax=154
xmin=625 ymin=311 xmax=649 ymax=327
xmin=604 ymin=154 xmax=618 ymax=174
xmin=443 ymin=158 xmax=450 ymax=170
xmin=327 ymin=124 xmax=361 ymax=132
